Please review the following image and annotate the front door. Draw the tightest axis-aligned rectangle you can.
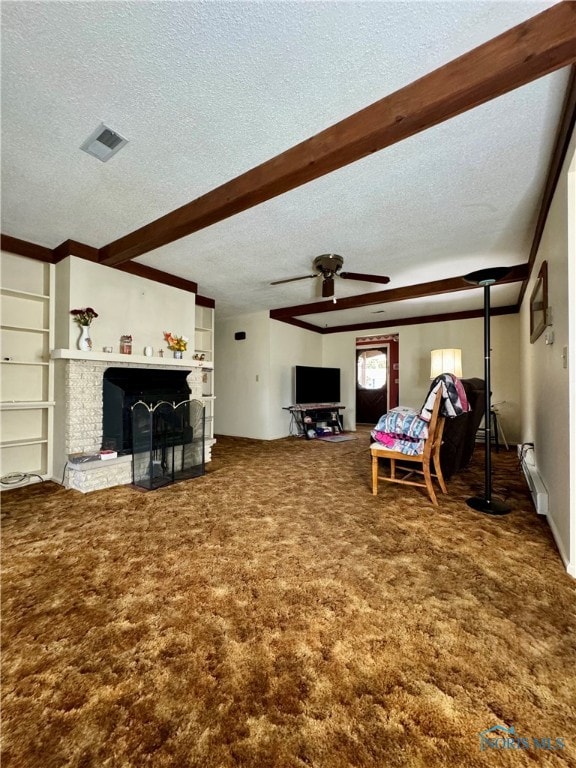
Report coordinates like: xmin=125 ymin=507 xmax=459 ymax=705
xmin=356 ymin=348 xmax=388 ymax=424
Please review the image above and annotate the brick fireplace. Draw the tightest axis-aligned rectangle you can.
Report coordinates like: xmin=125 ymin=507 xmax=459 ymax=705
xmin=52 ymin=352 xmax=207 ymax=493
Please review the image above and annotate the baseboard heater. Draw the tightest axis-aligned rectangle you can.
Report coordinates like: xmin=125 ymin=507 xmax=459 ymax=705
xmin=517 ymin=444 xmax=548 ymax=515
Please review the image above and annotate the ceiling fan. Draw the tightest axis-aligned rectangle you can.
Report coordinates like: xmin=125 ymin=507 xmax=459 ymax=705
xmin=270 ymin=254 xmax=390 ymax=298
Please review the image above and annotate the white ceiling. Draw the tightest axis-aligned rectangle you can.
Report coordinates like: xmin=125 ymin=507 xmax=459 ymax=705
xmin=1 ymin=1 xmax=571 ymax=328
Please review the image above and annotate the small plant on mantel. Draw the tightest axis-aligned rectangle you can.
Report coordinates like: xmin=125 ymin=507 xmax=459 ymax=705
xmin=164 ymin=332 xmax=188 ymax=354
xmin=70 ymin=307 xmax=98 ymax=326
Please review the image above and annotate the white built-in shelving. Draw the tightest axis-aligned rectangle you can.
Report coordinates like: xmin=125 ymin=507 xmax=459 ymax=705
xmin=195 ymin=303 xmax=215 ymax=447
xmin=1 ymin=253 xmax=55 ymax=483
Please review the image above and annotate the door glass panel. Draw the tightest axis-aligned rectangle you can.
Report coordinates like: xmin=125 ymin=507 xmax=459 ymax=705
xmin=357 ymin=350 xmax=387 ymax=390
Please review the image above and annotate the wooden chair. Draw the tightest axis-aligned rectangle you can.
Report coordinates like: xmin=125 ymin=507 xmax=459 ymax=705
xmin=370 ymin=389 xmax=447 ymax=505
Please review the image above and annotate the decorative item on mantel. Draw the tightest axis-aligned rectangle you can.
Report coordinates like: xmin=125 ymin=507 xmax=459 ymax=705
xmin=70 ymin=307 xmax=98 ymax=351
xmin=164 ymin=331 xmax=188 ymax=359
xmin=120 ymin=335 xmax=132 ymax=354
xmin=193 ymin=353 xmax=206 ymax=361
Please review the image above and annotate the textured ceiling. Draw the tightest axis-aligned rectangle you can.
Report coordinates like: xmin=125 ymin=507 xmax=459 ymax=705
xmin=0 ymin=0 xmax=570 ymax=327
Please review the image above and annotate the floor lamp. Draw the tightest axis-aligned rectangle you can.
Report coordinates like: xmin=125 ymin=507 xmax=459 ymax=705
xmin=464 ymin=266 xmax=511 ymax=516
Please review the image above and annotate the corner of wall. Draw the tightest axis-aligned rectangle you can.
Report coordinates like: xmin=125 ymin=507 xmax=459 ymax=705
xmin=55 ymin=257 xmax=72 ymax=348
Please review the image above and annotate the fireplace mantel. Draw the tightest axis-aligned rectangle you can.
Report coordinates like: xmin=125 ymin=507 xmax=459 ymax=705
xmin=51 ymin=349 xmax=213 ymax=369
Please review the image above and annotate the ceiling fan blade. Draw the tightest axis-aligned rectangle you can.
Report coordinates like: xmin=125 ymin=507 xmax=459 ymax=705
xmin=322 ymin=276 xmax=335 ymax=298
xmin=270 ymin=274 xmax=317 ymax=285
xmin=339 ymin=271 xmax=390 ymax=285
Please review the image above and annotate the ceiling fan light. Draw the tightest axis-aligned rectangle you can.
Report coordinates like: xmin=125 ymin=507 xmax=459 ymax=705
xmin=322 ymin=277 xmax=335 ymax=297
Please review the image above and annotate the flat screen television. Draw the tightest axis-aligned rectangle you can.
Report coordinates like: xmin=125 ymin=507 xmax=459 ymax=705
xmin=295 ymin=365 xmax=341 ymax=405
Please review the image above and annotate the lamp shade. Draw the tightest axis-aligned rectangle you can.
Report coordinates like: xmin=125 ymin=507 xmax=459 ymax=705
xmin=430 ymin=348 xmax=462 ymax=379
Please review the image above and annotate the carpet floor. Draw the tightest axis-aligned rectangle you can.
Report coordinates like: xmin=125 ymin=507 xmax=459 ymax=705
xmin=1 ymin=431 xmax=575 ymax=768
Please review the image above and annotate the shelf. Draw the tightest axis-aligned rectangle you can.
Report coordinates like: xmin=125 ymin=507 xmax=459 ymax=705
xmin=194 ymin=326 xmax=213 ymax=333
xmin=1 ymin=360 xmax=50 ymax=367
xmin=1 ymin=323 xmax=50 ymax=333
xmin=0 ymin=470 xmax=47 ymax=485
xmin=1 ymin=437 xmax=48 ymax=448
xmin=0 ymin=287 xmax=50 ymax=301
xmin=51 ymin=349 xmax=214 ymax=369
xmin=1 ymin=401 xmax=55 ymax=410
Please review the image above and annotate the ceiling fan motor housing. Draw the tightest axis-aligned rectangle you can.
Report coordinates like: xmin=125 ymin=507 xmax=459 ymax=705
xmin=314 ymin=254 xmax=344 ymax=275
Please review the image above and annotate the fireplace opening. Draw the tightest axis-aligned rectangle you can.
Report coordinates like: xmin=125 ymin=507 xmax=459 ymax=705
xmin=102 ymin=367 xmax=192 ymax=454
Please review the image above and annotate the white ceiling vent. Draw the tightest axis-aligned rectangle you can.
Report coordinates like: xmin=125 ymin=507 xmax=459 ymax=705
xmin=80 ymin=123 xmax=128 ymax=162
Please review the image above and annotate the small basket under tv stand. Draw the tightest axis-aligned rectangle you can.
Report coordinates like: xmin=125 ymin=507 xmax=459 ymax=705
xmin=286 ymin=404 xmax=345 ymax=439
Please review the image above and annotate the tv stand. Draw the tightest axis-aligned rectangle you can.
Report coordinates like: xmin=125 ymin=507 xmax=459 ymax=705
xmin=285 ymin=404 xmax=345 ymax=439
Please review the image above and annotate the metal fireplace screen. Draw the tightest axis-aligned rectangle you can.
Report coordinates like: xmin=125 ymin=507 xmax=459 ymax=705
xmin=131 ymin=399 xmax=205 ymax=490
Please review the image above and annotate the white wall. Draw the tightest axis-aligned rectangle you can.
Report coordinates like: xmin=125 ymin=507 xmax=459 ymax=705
xmin=269 ymin=320 xmax=323 ymax=438
xmin=519 ymin=130 xmax=575 ymax=575
xmin=322 ymin=314 xmax=521 ymax=441
xmin=214 ymin=313 xmax=321 ymax=439
xmin=216 ymin=310 xmax=521 ymax=442
xmin=569 ymin=145 xmax=576 ymax=576
xmin=214 ymin=311 xmax=272 ymax=439
xmin=321 ymin=331 xmax=358 ymax=433
xmin=55 ymin=256 xmax=196 ymax=354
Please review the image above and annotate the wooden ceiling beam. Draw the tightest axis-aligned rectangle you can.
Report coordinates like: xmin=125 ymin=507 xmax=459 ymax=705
xmin=269 ymin=264 xmax=529 ymax=320
xmin=0 ymin=234 xmax=54 ymax=263
xmin=52 ymin=239 xmax=99 ymax=263
xmin=319 ymin=305 xmax=518 ymax=334
xmin=99 ymin=2 xmax=576 ymax=268
xmin=0 ymin=234 xmax=201 ymax=296
xmin=270 ymin=317 xmax=323 ymax=333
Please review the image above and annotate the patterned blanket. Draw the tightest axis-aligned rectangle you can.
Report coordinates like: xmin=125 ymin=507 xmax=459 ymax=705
xmin=371 ymin=406 xmax=428 ymax=456
xmin=371 ymin=374 xmax=470 ymax=456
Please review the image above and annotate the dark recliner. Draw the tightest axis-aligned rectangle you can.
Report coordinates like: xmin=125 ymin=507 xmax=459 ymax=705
xmin=439 ymin=377 xmax=486 ymax=479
